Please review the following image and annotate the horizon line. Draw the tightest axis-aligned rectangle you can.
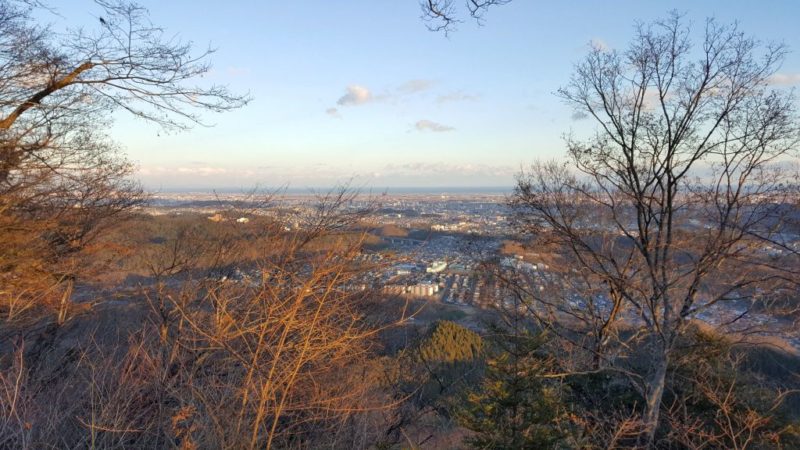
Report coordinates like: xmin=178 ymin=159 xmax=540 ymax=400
xmin=147 ymin=185 xmax=516 ymax=194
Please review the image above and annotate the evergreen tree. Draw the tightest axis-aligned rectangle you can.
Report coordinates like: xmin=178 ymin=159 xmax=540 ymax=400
xmin=417 ymin=320 xmax=483 ymax=363
xmin=458 ymin=328 xmax=568 ymax=449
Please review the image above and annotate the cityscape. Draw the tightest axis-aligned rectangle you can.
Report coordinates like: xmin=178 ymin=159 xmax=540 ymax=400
xmin=146 ymin=190 xmax=800 ymax=352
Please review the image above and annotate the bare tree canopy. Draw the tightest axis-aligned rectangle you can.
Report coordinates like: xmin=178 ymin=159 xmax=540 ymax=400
xmin=0 ymin=0 xmax=249 ymax=132
xmin=511 ymin=11 xmax=800 ymax=445
xmin=0 ymin=0 xmax=248 ymax=326
xmin=419 ymin=0 xmax=510 ymax=33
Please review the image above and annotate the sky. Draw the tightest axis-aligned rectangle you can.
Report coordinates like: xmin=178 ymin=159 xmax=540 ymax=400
xmin=52 ymin=1 xmax=800 ymax=190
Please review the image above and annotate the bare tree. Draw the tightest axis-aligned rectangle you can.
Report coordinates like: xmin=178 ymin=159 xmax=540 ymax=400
xmin=0 ymin=0 xmax=248 ymax=133
xmin=0 ymin=0 xmax=247 ymax=192
xmin=663 ymin=332 xmax=798 ymax=450
xmin=511 ymin=12 xmax=799 ymax=445
xmin=0 ymin=188 xmax=415 ymax=449
xmin=0 ymin=0 xmax=247 ymax=327
xmin=130 ymin=189 xmax=404 ymax=449
xmin=419 ymin=0 xmax=510 ymax=34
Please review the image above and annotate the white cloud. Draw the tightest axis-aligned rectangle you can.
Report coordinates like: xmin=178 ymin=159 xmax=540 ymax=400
xmin=767 ymin=73 xmax=800 ymax=86
xmin=336 ymin=85 xmax=373 ymax=106
xmin=325 ymin=107 xmax=341 ymax=118
xmin=436 ymin=91 xmax=479 ymax=103
xmin=330 ymin=79 xmax=440 ymax=115
xmin=414 ymin=119 xmax=455 ymax=132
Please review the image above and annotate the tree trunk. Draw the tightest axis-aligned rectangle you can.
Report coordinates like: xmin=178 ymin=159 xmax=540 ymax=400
xmin=641 ymin=350 xmax=668 ymax=447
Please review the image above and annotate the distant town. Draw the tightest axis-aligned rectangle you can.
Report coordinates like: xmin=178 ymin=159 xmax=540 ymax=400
xmin=145 ymin=190 xmax=800 ymax=351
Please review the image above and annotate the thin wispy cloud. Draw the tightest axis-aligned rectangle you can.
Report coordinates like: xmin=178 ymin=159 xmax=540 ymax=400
xmin=140 ymin=163 xmax=356 ymax=184
xmin=415 ymin=119 xmax=455 ymax=132
xmin=397 ymin=79 xmax=436 ymax=94
xmin=336 ymin=85 xmax=373 ymax=106
xmin=436 ymin=91 xmax=479 ymax=103
xmin=141 ymin=166 xmax=229 ymax=176
xmin=767 ymin=73 xmax=800 ymax=86
xmin=383 ymin=162 xmax=513 ymax=177
xmin=176 ymin=167 xmax=229 ymax=176
xmin=325 ymin=107 xmax=341 ymax=118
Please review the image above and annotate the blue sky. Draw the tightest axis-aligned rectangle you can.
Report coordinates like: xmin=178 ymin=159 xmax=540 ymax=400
xmin=54 ymin=1 xmax=800 ymax=190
